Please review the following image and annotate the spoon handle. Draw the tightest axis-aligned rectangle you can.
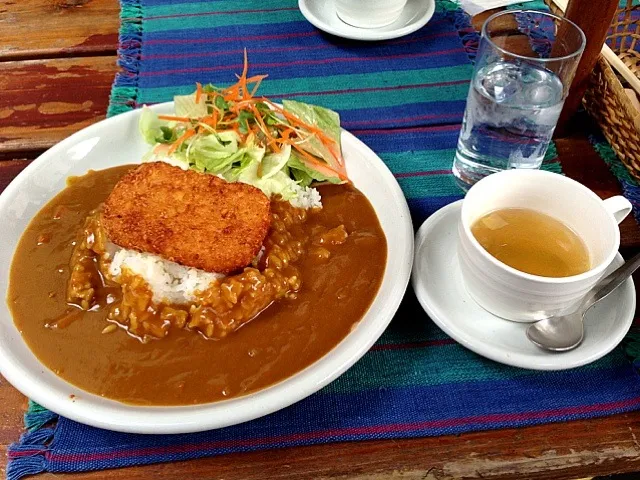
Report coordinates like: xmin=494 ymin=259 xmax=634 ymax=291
xmin=587 ymin=252 xmax=640 ymax=308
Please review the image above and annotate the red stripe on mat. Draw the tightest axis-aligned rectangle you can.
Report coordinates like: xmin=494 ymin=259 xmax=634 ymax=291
xmin=139 ymin=48 xmax=467 ymax=77
xmin=142 ymin=31 xmax=459 ymax=60
xmin=44 ymin=396 xmax=640 ymax=463
xmin=144 ymin=7 xmax=299 ymax=21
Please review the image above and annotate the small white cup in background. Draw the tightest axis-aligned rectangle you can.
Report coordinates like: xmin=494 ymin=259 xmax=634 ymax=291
xmin=335 ymin=0 xmax=408 ymax=29
xmin=457 ymin=169 xmax=632 ymax=323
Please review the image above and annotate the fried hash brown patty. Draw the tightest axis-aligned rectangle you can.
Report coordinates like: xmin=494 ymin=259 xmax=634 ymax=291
xmin=102 ymin=162 xmax=271 ymax=274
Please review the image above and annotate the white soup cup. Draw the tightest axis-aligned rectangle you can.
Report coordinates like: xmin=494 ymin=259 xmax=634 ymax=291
xmin=335 ymin=0 xmax=408 ymax=29
xmin=457 ymin=169 xmax=632 ymax=322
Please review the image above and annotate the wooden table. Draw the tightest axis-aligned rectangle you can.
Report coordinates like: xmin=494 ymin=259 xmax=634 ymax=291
xmin=2 ymin=2 xmax=640 ymax=479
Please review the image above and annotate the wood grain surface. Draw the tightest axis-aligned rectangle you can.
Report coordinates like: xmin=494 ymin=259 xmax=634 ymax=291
xmin=2 ymin=2 xmax=640 ymax=480
xmin=0 ymin=56 xmax=119 ymax=154
xmin=0 ymin=378 xmax=26 ymax=480
xmin=0 ymin=0 xmax=118 ymax=60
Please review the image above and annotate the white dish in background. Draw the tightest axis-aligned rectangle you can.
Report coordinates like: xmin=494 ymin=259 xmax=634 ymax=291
xmin=0 ymin=102 xmax=414 ymax=434
xmin=298 ymin=0 xmax=435 ymax=41
xmin=411 ymin=200 xmax=636 ymax=371
xmin=335 ymin=0 xmax=408 ymax=29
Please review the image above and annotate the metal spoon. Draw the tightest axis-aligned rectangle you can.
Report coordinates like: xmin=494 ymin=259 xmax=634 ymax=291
xmin=526 ymin=252 xmax=640 ymax=352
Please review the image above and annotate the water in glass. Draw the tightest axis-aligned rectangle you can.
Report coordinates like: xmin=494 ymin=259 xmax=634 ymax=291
xmin=453 ymin=60 xmax=564 ymax=189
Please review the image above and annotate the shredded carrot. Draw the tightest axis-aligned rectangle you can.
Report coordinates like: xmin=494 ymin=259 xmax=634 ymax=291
xmin=160 ymin=53 xmax=350 ymax=183
xmin=263 ymin=99 xmax=346 ymax=174
xmin=158 ymin=115 xmax=192 ymax=122
xmin=247 ymin=74 xmax=268 ymax=97
xmin=240 ymin=97 xmax=347 ymax=175
xmin=323 ymin=141 xmax=343 ymax=167
xmin=239 ymin=49 xmax=250 ymax=100
xmin=221 ymin=59 xmax=266 ymax=103
xmin=246 ymin=74 xmax=268 ymax=83
xmin=223 ymin=85 xmax=239 ymax=102
xmin=248 ymin=103 xmax=281 ymax=153
xmin=168 ymin=129 xmax=195 ymax=155
xmin=267 ymin=138 xmax=282 ymax=153
xmin=201 ymin=110 xmax=218 ymax=128
xmin=279 ymin=128 xmax=295 ymax=142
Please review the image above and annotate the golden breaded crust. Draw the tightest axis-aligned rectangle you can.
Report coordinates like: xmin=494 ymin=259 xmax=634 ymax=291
xmin=102 ymin=162 xmax=271 ymax=274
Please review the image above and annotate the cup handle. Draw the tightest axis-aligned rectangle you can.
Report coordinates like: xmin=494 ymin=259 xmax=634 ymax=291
xmin=602 ymin=195 xmax=633 ymax=224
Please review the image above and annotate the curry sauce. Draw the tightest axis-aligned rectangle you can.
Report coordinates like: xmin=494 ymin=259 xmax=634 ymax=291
xmin=8 ymin=166 xmax=387 ymax=405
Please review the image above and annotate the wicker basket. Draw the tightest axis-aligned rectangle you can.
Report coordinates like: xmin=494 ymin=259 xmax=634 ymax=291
xmin=546 ymin=0 xmax=640 ymax=181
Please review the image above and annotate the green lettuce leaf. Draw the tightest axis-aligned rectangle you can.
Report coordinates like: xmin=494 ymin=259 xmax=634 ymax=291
xmin=261 ymin=144 xmax=291 ymax=179
xmin=223 ymin=135 xmax=266 ymax=181
xmin=282 ymin=100 xmax=342 ymax=166
xmin=287 ymin=152 xmax=341 ymax=186
xmin=187 ymin=131 xmax=247 ymax=173
xmin=235 ymin=158 xmax=300 ymax=200
xmin=174 ymin=93 xmax=207 ymax=118
xmin=139 ymin=107 xmax=176 ymax=145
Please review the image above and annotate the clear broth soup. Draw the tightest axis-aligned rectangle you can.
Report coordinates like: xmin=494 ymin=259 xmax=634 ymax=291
xmin=471 ymin=208 xmax=590 ymax=277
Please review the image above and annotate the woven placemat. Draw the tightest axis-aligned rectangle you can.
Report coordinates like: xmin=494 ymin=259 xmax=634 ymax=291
xmin=7 ymin=1 xmax=640 ymax=479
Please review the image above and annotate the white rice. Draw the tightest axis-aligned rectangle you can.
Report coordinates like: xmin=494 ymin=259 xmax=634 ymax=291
xmin=108 ymin=248 xmax=224 ymax=304
xmin=290 ymin=184 xmax=322 ymax=209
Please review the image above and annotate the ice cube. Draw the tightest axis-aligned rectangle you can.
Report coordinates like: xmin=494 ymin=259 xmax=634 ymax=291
xmin=525 ymin=84 xmax=554 ymax=106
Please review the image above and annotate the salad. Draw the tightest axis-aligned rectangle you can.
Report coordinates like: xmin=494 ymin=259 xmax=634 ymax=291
xmin=139 ymin=53 xmax=348 ymax=206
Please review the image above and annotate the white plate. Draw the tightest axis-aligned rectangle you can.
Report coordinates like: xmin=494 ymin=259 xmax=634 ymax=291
xmin=0 ymin=102 xmax=413 ymax=434
xmin=412 ymin=200 xmax=636 ymax=370
xmin=298 ymin=0 xmax=435 ymax=41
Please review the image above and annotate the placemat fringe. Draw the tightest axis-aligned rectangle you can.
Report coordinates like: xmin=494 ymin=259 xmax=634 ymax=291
xmin=448 ymin=7 xmax=480 ymax=61
xmin=542 ymin=143 xmax=563 ymax=173
xmin=5 ymin=426 xmax=54 ymax=480
xmin=513 ymin=11 xmax=553 ymax=57
xmin=107 ymin=0 xmax=143 ymax=117
xmin=24 ymin=400 xmax=58 ymax=432
xmin=589 ymin=133 xmax=640 ymax=222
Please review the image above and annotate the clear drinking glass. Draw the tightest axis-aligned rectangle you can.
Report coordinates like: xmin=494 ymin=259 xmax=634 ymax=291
xmin=452 ymin=10 xmax=586 ymax=190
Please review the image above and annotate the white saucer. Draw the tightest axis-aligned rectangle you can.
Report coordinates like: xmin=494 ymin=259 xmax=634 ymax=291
xmin=298 ymin=0 xmax=436 ymax=41
xmin=411 ymin=200 xmax=636 ymax=371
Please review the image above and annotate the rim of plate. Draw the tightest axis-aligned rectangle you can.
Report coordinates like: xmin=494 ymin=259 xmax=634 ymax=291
xmin=298 ymin=0 xmax=435 ymax=42
xmin=411 ymin=200 xmax=636 ymax=371
xmin=0 ymin=102 xmax=414 ymax=433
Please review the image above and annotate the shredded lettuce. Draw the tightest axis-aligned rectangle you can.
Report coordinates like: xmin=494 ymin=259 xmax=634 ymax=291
xmin=174 ymin=93 xmax=207 ymax=118
xmin=139 ymin=107 xmax=175 ymax=145
xmin=235 ymin=158 xmax=300 ymax=200
xmin=282 ymin=100 xmax=342 ymax=169
xmin=287 ymin=152 xmax=341 ymax=187
xmin=220 ymin=135 xmax=265 ymax=181
xmin=261 ymin=144 xmax=291 ymax=179
xmin=188 ymin=131 xmax=244 ymax=173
